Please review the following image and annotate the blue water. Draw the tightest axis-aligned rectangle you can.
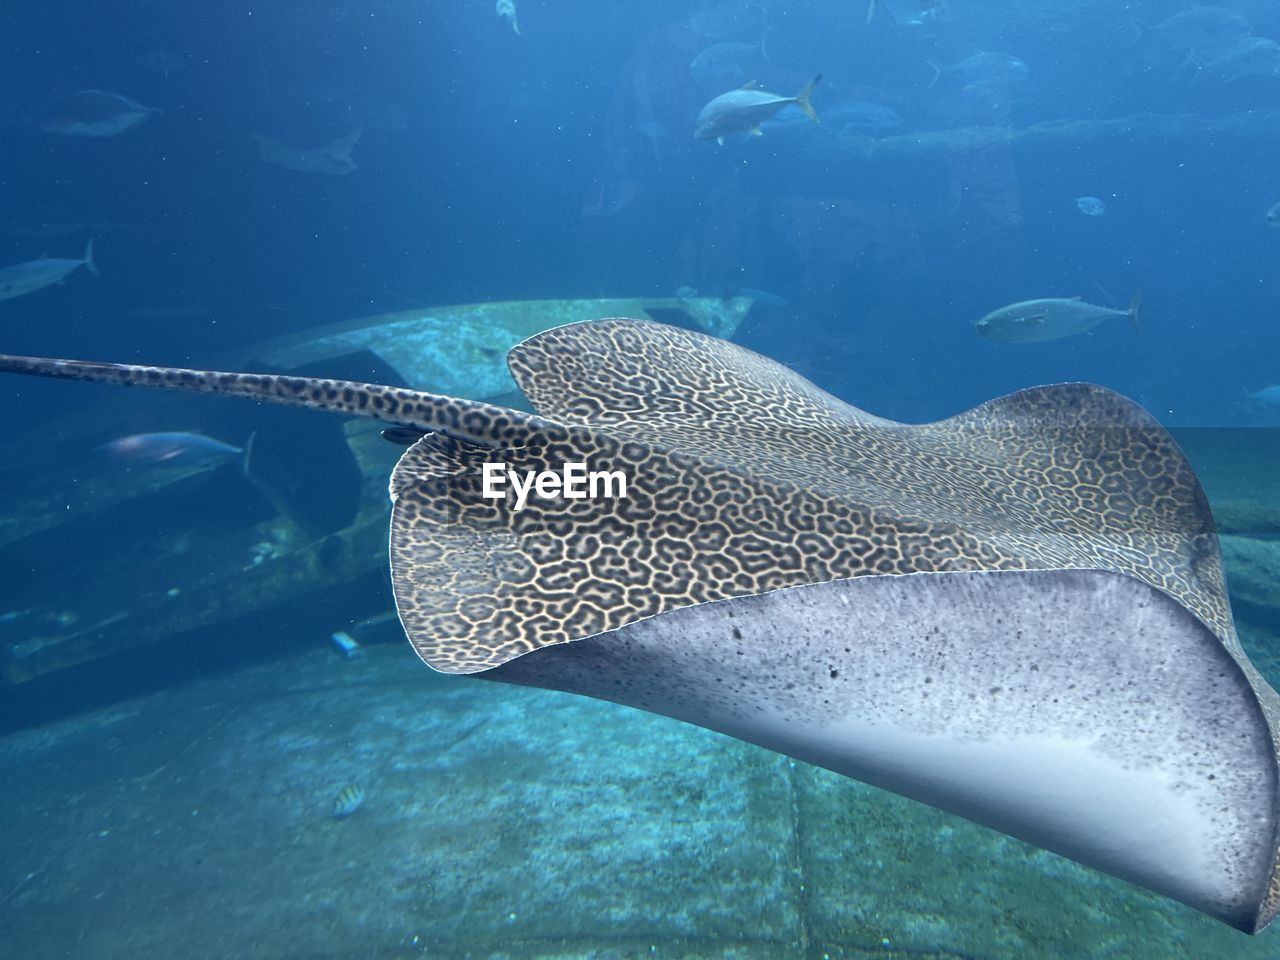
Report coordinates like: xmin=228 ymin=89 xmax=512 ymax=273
xmin=3 ymin=0 xmax=1280 ymax=956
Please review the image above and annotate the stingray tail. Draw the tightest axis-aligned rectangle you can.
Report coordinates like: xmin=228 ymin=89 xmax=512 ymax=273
xmin=0 ymin=353 xmax=543 ymax=448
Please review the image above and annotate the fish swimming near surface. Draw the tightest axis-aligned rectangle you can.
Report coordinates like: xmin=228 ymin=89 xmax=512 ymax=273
xmin=100 ymin=431 xmax=250 ymax=470
xmin=331 ymin=783 xmax=365 ymax=818
xmin=38 ymin=90 xmax=160 ymax=137
xmin=694 ymin=75 xmax=821 ymax=144
xmin=1266 ymin=200 xmax=1280 ymax=226
xmin=252 ymin=128 xmax=362 ymax=175
xmin=974 ymin=294 xmax=1141 ymax=343
xmin=2 ymin=318 xmax=1280 ymax=933
xmin=0 ymin=239 xmax=98 ymax=302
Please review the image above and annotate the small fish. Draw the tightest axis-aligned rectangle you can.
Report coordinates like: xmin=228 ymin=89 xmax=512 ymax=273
xmin=974 ymin=295 xmax=1141 ymax=344
xmin=39 ymin=90 xmax=160 ymax=138
xmin=695 ymin=75 xmax=821 ymax=145
xmin=0 ymin=239 xmax=98 ymax=302
xmin=1149 ymin=7 xmax=1251 ymax=54
xmin=331 ymin=784 xmax=365 ymax=818
xmin=496 ymin=0 xmax=519 ymax=34
xmin=943 ymin=51 xmax=1029 ymax=88
xmin=1248 ymin=385 xmax=1280 ymax=406
xmin=1075 ymin=196 xmax=1107 ymax=216
xmin=101 ymin=431 xmax=248 ymax=469
xmin=1266 ymin=200 xmax=1280 ymax=226
xmin=252 ymin=128 xmax=362 ymax=176
xmin=1196 ymin=35 xmax=1280 ymax=82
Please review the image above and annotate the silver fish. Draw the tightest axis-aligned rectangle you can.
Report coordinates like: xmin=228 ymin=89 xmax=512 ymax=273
xmin=39 ymin=91 xmax=160 ymax=138
xmin=100 ymin=431 xmax=245 ymax=468
xmin=1248 ymin=385 xmax=1280 ymax=406
xmin=1196 ymin=35 xmax=1280 ymax=82
xmin=251 ymin=128 xmax=362 ymax=176
xmin=1267 ymin=200 xmax=1280 ymax=226
xmin=694 ymin=75 xmax=821 ymax=144
xmin=0 ymin=239 xmax=98 ymax=301
xmin=974 ymin=295 xmax=1141 ymax=344
xmin=331 ymin=783 xmax=365 ymax=818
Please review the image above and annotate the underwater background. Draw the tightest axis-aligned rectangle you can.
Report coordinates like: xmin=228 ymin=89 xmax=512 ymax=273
xmin=2 ymin=0 xmax=1280 ymax=957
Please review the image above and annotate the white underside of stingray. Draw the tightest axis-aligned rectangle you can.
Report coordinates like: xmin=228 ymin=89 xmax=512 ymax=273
xmin=489 ymin=567 xmax=1278 ymax=931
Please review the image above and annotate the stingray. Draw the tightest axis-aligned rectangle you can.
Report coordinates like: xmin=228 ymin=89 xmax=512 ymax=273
xmin=1 ymin=318 xmax=1278 ymax=932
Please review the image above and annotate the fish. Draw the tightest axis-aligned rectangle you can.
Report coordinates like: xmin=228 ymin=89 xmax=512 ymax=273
xmin=1267 ymin=200 xmax=1280 ymax=226
xmin=38 ymin=90 xmax=160 ymax=138
xmin=251 ymin=128 xmax=362 ymax=175
xmin=99 ymin=431 xmax=248 ymax=469
xmin=694 ymin=76 xmax=821 ymax=144
xmin=942 ymin=51 xmax=1029 ymax=88
xmin=331 ymin=784 xmax=365 ymax=818
xmin=1195 ymin=35 xmax=1280 ymax=81
xmin=1 ymin=318 xmax=1279 ymax=933
xmin=1148 ymin=6 xmax=1252 ymax=54
xmin=1248 ymin=385 xmax=1280 ymax=406
xmin=0 ymin=239 xmax=98 ymax=302
xmin=496 ymin=0 xmax=519 ymax=34
xmin=974 ymin=295 xmax=1141 ymax=343
xmin=1074 ymin=196 xmax=1106 ymax=216
xmin=688 ymin=41 xmax=769 ymax=84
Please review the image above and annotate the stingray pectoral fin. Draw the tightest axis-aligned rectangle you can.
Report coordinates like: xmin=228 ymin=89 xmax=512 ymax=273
xmin=488 ymin=569 xmax=1280 ymax=933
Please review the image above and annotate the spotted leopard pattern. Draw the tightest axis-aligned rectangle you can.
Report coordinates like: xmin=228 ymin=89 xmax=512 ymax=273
xmin=504 ymin=318 xmax=1280 ymax=931
xmin=0 ymin=353 xmax=546 ymax=448
xmin=3 ymin=323 xmax=1278 ymax=928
